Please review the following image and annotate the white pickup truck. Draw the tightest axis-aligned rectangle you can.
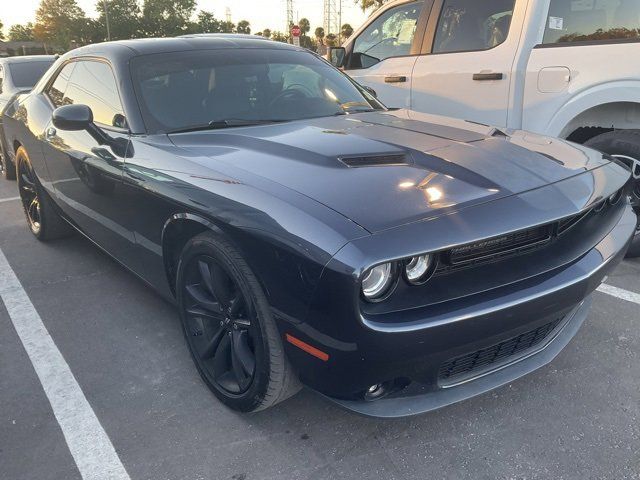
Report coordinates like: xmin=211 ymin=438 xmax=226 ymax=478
xmin=330 ymin=0 xmax=640 ymax=255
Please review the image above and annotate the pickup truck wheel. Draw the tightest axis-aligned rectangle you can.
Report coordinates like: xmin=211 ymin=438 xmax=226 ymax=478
xmin=584 ymin=130 xmax=640 ymax=258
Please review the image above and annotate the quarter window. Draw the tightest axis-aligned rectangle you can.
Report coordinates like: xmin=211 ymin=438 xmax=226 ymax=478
xmin=63 ymin=61 xmax=126 ymax=129
xmin=47 ymin=63 xmax=76 ymax=108
xmin=543 ymin=0 xmax=640 ymax=44
xmin=351 ymin=1 xmax=424 ymax=69
xmin=432 ymin=0 xmax=516 ymax=53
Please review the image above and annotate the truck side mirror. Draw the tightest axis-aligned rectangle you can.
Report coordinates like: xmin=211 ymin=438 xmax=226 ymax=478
xmin=329 ymin=47 xmax=346 ymax=68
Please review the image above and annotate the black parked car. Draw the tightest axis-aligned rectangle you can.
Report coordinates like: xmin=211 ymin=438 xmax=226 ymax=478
xmin=0 ymin=55 xmax=55 ymax=179
xmin=3 ymin=37 xmax=636 ymax=416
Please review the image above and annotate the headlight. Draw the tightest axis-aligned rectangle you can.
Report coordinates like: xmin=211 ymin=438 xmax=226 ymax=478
xmin=404 ymin=254 xmax=435 ymax=285
xmin=361 ymin=262 xmax=395 ymax=301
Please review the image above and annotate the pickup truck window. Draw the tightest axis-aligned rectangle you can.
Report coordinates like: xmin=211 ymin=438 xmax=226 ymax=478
xmin=543 ymin=0 xmax=640 ymax=44
xmin=351 ymin=1 xmax=424 ymax=69
xmin=433 ymin=0 xmax=515 ymax=53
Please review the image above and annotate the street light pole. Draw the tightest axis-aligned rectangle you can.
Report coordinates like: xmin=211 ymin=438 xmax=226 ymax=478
xmin=104 ymin=0 xmax=112 ymax=41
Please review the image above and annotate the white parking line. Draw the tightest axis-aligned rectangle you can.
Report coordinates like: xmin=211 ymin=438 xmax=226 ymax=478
xmin=0 ymin=196 xmax=20 ymax=203
xmin=597 ymin=283 xmax=640 ymax=305
xmin=0 ymin=248 xmax=131 ymax=480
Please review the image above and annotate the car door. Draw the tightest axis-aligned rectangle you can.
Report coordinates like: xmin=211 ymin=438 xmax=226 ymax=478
xmin=40 ymin=59 xmax=137 ymax=265
xmin=411 ymin=0 xmax=524 ymax=127
xmin=343 ymin=0 xmax=432 ymax=108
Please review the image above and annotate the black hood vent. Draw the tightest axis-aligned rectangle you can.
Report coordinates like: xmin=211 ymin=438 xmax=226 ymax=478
xmin=339 ymin=153 xmax=409 ymax=168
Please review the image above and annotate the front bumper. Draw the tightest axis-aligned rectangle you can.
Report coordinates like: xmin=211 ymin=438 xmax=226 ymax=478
xmin=279 ymin=203 xmax=636 ymax=417
xmin=329 ymin=297 xmax=590 ymax=417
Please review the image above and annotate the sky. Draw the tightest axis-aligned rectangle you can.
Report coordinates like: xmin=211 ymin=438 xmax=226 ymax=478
xmin=1 ymin=0 xmax=370 ymax=36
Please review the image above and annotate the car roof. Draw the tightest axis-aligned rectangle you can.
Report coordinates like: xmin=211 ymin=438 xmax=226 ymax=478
xmin=69 ymin=36 xmax=298 ymax=59
xmin=0 ymin=55 xmax=56 ymax=64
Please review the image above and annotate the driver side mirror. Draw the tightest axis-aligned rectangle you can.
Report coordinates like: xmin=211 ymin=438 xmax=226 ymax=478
xmin=52 ymin=104 xmax=93 ymax=131
xmin=328 ymin=47 xmax=346 ymax=68
xmin=52 ymin=104 xmax=130 ymax=158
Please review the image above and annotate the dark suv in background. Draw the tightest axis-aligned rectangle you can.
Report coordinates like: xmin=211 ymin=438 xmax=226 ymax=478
xmin=0 ymin=56 xmax=55 ymax=179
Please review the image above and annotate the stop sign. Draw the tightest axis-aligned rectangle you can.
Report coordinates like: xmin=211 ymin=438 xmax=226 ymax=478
xmin=291 ymin=25 xmax=301 ymax=37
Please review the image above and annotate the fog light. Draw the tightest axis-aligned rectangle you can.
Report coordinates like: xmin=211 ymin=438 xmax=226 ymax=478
xmin=365 ymin=384 xmax=386 ymax=400
xmin=609 ymin=189 xmax=623 ymax=205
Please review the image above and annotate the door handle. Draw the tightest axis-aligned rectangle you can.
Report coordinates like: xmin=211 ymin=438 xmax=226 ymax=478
xmin=45 ymin=127 xmax=57 ymax=141
xmin=384 ymin=75 xmax=407 ymax=83
xmin=473 ymin=72 xmax=504 ymax=81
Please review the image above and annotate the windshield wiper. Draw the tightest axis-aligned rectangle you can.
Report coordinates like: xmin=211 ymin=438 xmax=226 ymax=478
xmin=167 ymin=119 xmax=288 ymax=134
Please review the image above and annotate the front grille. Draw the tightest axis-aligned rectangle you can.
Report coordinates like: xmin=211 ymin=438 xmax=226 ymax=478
xmin=436 ymin=193 xmax=621 ymax=274
xmin=447 ymin=225 xmax=553 ymax=267
xmin=438 ymin=317 xmax=563 ymax=383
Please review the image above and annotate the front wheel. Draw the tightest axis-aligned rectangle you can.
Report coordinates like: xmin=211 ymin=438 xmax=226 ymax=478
xmin=16 ymin=147 xmax=70 ymax=240
xmin=176 ymin=232 xmax=300 ymax=412
xmin=585 ymin=130 xmax=640 ymax=258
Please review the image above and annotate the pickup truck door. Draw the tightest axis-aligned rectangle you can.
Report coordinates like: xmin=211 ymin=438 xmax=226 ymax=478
xmin=343 ymin=0 xmax=432 ymax=109
xmin=411 ymin=0 xmax=526 ymax=128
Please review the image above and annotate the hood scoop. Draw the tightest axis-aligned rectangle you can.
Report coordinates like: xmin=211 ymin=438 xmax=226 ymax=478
xmin=339 ymin=153 xmax=410 ymax=168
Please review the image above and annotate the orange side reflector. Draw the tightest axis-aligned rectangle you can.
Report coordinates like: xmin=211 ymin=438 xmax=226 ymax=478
xmin=285 ymin=334 xmax=329 ymax=362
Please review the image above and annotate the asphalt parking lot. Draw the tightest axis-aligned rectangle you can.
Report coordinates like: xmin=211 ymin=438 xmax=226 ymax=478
xmin=1 ymin=178 xmax=639 ymax=480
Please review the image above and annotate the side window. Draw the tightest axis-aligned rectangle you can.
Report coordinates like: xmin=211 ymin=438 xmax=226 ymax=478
xmin=47 ymin=63 xmax=76 ymax=108
xmin=433 ymin=0 xmax=516 ymax=53
xmin=63 ymin=61 xmax=127 ymax=129
xmin=543 ymin=0 xmax=640 ymax=44
xmin=351 ymin=1 xmax=424 ymax=69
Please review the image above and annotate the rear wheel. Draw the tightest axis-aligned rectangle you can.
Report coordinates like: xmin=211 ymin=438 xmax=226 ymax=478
xmin=585 ymin=130 xmax=640 ymax=258
xmin=176 ymin=232 xmax=299 ymax=412
xmin=16 ymin=147 xmax=70 ymax=241
xmin=0 ymin=149 xmax=16 ymax=181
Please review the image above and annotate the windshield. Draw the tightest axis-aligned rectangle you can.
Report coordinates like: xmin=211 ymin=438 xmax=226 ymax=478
xmin=131 ymin=48 xmax=383 ymax=133
xmin=9 ymin=60 xmax=54 ymax=89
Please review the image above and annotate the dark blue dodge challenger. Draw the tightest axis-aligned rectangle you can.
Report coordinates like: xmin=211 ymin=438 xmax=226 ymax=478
xmin=3 ymin=36 xmax=636 ymax=416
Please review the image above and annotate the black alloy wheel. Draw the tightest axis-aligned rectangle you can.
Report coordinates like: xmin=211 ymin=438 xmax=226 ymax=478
xmin=182 ymin=254 xmax=257 ymax=394
xmin=176 ymin=232 xmax=299 ymax=412
xmin=17 ymin=151 xmax=42 ymax=236
xmin=15 ymin=147 xmax=70 ymax=241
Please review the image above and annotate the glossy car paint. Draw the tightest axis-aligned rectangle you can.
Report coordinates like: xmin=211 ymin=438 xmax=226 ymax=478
xmin=3 ymin=37 xmax=635 ymax=416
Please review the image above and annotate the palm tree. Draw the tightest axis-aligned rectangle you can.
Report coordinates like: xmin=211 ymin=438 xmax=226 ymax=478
xmin=340 ymin=23 xmax=354 ymax=41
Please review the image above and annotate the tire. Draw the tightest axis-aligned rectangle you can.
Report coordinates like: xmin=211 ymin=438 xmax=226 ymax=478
xmin=585 ymin=130 xmax=640 ymax=258
xmin=1 ymin=149 xmax=16 ymax=181
xmin=15 ymin=146 xmax=71 ymax=241
xmin=176 ymin=231 xmax=300 ymax=412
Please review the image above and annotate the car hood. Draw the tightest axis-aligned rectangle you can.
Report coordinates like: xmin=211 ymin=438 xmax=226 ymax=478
xmin=169 ymin=110 xmax=610 ymax=233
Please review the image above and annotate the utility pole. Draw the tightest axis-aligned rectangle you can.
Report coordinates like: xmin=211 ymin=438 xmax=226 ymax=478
xmin=103 ymin=0 xmax=111 ymax=41
xmin=323 ymin=0 xmax=339 ymax=36
xmin=286 ymin=0 xmax=294 ymax=31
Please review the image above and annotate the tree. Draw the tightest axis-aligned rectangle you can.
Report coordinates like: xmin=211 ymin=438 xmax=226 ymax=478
xmin=325 ymin=33 xmax=338 ymax=47
xmin=34 ymin=0 xmax=88 ymax=49
xmin=236 ymin=20 xmax=250 ymax=34
xmin=356 ymin=0 xmax=387 ymax=12
xmin=314 ymin=26 xmax=325 ymax=42
xmin=340 ymin=23 xmax=354 ymax=41
xmin=218 ymin=21 xmax=235 ymax=33
xmin=9 ymin=23 xmax=36 ymax=42
xmin=96 ymin=0 xmax=141 ymax=41
xmin=195 ymin=10 xmax=221 ymax=33
xmin=262 ymin=28 xmax=271 ymax=39
xmin=298 ymin=18 xmax=310 ymax=35
xmin=271 ymin=31 xmax=288 ymax=43
xmin=0 ymin=20 xmax=4 ymax=40
xmin=141 ymin=0 xmax=196 ymax=37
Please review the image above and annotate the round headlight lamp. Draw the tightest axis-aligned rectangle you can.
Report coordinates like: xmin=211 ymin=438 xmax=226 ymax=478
xmin=361 ymin=262 xmax=395 ymax=301
xmin=404 ymin=254 xmax=435 ymax=285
